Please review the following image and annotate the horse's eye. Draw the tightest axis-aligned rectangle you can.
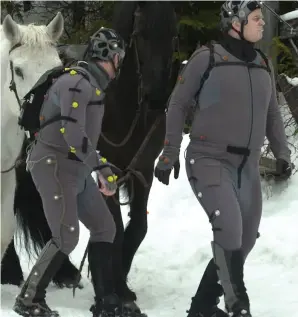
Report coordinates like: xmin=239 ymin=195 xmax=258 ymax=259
xmin=14 ymin=67 xmax=24 ymax=79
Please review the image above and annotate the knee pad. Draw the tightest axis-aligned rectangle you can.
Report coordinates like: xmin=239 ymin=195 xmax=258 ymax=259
xmin=54 ymin=224 xmax=80 ymax=255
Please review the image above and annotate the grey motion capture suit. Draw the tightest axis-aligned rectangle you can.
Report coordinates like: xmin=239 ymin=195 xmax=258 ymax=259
xmin=29 ymin=64 xmax=115 ymax=250
xmin=13 ymin=28 xmax=126 ymax=317
xmin=167 ymin=43 xmax=290 ymax=253
xmin=20 ymin=63 xmax=115 ymax=299
xmin=154 ymin=3 xmax=292 ymax=315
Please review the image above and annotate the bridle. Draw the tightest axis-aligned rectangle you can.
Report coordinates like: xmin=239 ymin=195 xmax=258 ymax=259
xmin=99 ymin=4 xmax=180 ymax=206
xmin=7 ymin=43 xmax=23 ymax=111
xmin=1 ymin=42 xmax=25 ymax=174
xmin=100 ymin=4 xmax=180 ymax=148
xmin=129 ymin=6 xmax=180 ymax=114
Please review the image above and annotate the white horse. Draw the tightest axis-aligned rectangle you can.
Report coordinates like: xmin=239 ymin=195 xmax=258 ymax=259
xmin=1 ymin=12 xmax=64 ymax=259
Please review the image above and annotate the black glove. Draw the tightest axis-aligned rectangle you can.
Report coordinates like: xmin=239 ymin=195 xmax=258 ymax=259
xmin=154 ymin=145 xmax=180 ymax=185
xmin=275 ymin=158 xmax=293 ymax=181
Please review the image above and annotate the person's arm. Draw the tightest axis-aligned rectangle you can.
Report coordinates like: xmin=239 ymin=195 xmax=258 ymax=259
xmin=57 ymin=73 xmax=107 ymax=170
xmin=154 ymin=48 xmax=211 ymax=185
xmin=165 ymin=48 xmax=210 ymax=149
xmin=266 ymin=60 xmax=291 ymax=163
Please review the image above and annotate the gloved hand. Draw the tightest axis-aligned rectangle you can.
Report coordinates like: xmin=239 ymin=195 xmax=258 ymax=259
xmin=154 ymin=145 xmax=180 ymax=185
xmin=96 ymin=166 xmax=118 ymax=196
xmin=275 ymin=158 xmax=293 ymax=181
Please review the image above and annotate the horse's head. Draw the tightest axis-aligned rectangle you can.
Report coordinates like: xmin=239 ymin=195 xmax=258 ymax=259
xmin=2 ymin=12 xmax=64 ymax=103
xmin=132 ymin=2 xmax=177 ymax=103
xmin=114 ymin=1 xmax=177 ymax=105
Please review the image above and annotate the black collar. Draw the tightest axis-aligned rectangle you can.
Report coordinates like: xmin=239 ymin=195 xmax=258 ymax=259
xmin=219 ymin=33 xmax=257 ymax=63
xmin=77 ymin=60 xmax=111 ymax=91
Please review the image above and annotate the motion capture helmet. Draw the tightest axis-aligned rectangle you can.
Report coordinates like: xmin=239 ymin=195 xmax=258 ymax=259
xmin=84 ymin=27 xmax=126 ymax=75
xmin=220 ymin=1 xmax=263 ymax=31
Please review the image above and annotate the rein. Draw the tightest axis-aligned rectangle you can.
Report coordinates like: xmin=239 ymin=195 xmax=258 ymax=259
xmin=99 ymin=6 xmax=180 ymax=206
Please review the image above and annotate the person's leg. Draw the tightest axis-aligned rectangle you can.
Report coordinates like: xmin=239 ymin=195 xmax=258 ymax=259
xmin=240 ymin=174 xmax=262 ymax=261
xmin=210 ymin=167 xmax=260 ymax=317
xmin=185 ymin=157 xmax=250 ymax=316
xmin=14 ymin=155 xmax=80 ymax=317
xmin=78 ymin=175 xmax=146 ymax=316
xmin=78 ymin=174 xmax=115 ymax=296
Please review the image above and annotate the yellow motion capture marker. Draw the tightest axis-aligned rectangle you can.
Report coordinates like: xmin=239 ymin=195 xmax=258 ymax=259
xmin=107 ymin=176 xmax=114 ymax=183
xmin=100 ymin=157 xmax=107 ymax=163
xmin=70 ymin=146 xmax=76 ymax=153
xmin=96 ymin=88 xmax=101 ymax=96
xmin=72 ymin=101 xmax=79 ymax=108
xmin=60 ymin=127 xmax=65 ymax=134
xmin=70 ymin=70 xmax=77 ymax=75
xmin=107 ymin=175 xmax=118 ymax=182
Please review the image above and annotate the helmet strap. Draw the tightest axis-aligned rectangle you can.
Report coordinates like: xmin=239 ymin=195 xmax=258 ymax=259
xmin=109 ymin=55 xmax=122 ymax=80
xmin=232 ymin=21 xmax=246 ymax=41
xmin=110 ymin=57 xmax=117 ymax=73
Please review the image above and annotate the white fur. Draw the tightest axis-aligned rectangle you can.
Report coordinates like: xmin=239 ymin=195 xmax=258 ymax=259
xmin=1 ymin=13 xmax=64 ymax=259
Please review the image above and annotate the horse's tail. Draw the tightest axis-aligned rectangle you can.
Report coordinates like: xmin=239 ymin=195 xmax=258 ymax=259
xmin=14 ymin=141 xmax=51 ymax=260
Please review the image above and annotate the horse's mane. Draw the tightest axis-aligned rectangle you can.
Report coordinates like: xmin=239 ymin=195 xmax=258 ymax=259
xmin=0 ymin=21 xmax=58 ymax=91
xmin=112 ymin=2 xmax=177 ymax=45
xmin=0 ymin=23 xmax=58 ymax=73
xmin=112 ymin=1 xmax=137 ymax=43
xmin=17 ymin=24 xmax=57 ymax=48
xmin=140 ymin=2 xmax=177 ymax=42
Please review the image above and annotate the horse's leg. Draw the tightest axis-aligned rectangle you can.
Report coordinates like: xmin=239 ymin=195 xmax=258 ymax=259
xmin=1 ymin=238 xmax=24 ymax=286
xmin=1 ymin=171 xmax=17 ymax=260
xmin=52 ymin=257 xmax=83 ymax=289
xmin=122 ymin=167 xmax=153 ymax=280
xmin=105 ymin=192 xmax=129 ymax=297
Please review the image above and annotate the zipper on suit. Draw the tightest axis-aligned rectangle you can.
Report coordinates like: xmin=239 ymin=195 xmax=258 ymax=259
xmin=236 ymin=67 xmax=253 ymax=189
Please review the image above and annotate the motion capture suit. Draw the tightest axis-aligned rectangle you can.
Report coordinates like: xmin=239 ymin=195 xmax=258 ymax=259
xmin=13 ymin=28 xmax=144 ymax=317
xmin=155 ymin=1 xmax=292 ymax=317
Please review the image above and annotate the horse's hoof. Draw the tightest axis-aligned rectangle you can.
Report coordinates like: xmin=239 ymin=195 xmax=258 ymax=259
xmin=116 ymin=280 xmax=137 ymax=301
xmin=123 ymin=301 xmax=147 ymax=316
xmin=53 ymin=277 xmax=84 ymax=289
xmin=123 ymin=300 xmax=141 ymax=313
xmin=1 ymin=276 xmax=24 ymax=286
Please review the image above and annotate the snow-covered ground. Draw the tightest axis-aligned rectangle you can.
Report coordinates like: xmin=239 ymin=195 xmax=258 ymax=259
xmin=286 ymin=76 xmax=298 ymax=87
xmin=1 ymin=133 xmax=298 ymax=317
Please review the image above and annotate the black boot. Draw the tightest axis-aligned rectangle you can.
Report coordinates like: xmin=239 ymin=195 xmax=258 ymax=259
xmin=13 ymin=239 xmax=67 ymax=317
xmin=88 ymin=242 xmax=147 ymax=317
xmin=212 ymin=242 xmax=252 ymax=317
xmin=186 ymin=259 xmax=228 ymax=317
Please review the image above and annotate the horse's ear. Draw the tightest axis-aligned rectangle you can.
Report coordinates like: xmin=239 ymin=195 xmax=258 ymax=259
xmin=2 ymin=14 xmax=21 ymax=45
xmin=47 ymin=12 xmax=64 ymax=42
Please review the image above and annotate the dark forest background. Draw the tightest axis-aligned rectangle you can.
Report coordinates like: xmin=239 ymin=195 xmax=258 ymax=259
xmin=1 ymin=1 xmax=297 ymax=76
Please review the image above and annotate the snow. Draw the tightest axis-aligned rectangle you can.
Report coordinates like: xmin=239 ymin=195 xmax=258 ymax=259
xmin=280 ymin=9 xmax=298 ymax=22
xmin=1 ymin=133 xmax=298 ymax=317
xmin=285 ymin=76 xmax=298 ymax=87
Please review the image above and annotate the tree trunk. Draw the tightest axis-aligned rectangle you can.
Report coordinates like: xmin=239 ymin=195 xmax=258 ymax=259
xmin=23 ymin=1 xmax=32 ymax=12
xmin=72 ymin=1 xmax=85 ymax=29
